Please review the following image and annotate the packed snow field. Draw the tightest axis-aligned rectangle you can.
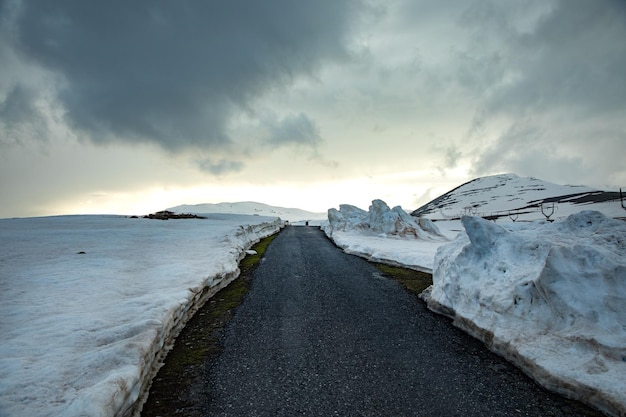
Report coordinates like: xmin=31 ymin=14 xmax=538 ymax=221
xmin=323 ymin=197 xmax=626 ymax=417
xmin=2 ymin=174 xmax=625 ymax=417
xmin=0 ymin=214 xmax=283 ymax=417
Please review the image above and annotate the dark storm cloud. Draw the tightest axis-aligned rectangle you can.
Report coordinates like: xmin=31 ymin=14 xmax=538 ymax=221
xmin=4 ymin=0 xmax=360 ymax=150
xmin=196 ymin=158 xmax=244 ymax=176
xmin=484 ymin=0 xmax=626 ymax=116
xmin=449 ymin=0 xmax=626 ymax=119
xmin=265 ymin=112 xmax=322 ymax=148
xmin=457 ymin=0 xmax=626 ymax=182
xmin=0 ymin=84 xmax=47 ymax=144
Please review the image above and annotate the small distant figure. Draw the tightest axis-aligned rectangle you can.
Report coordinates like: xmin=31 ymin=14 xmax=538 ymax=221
xmin=305 ymin=221 xmax=309 ymax=226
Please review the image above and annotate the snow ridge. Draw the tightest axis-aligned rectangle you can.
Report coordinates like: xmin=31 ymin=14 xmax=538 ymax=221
xmin=322 ymin=200 xmax=449 ymax=272
xmin=424 ymin=211 xmax=626 ymax=417
xmin=325 ymin=199 xmax=446 ymax=240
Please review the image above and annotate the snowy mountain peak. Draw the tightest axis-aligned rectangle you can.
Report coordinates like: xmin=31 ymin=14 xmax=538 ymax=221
xmin=411 ymin=173 xmax=622 ymax=221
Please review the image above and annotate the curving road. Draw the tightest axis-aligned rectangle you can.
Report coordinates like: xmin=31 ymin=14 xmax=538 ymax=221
xmin=198 ymin=226 xmax=601 ymax=416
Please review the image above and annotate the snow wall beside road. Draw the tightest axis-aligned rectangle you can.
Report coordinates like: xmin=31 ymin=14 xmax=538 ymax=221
xmin=423 ymin=211 xmax=626 ymax=417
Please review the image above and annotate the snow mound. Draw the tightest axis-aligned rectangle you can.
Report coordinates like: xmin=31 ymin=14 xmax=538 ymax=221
xmin=325 ymin=199 xmax=446 ymax=240
xmin=424 ymin=211 xmax=626 ymax=417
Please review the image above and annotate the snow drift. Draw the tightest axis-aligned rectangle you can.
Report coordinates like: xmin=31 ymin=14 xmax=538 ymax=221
xmin=322 ymin=200 xmax=449 ymax=272
xmin=423 ymin=211 xmax=626 ymax=416
xmin=326 ymin=199 xmax=446 ymax=240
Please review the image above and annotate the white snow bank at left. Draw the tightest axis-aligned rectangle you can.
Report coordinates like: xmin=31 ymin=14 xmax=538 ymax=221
xmin=322 ymin=200 xmax=451 ymax=272
xmin=423 ymin=211 xmax=626 ymax=417
xmin=0 ymin=214 xmax=283 ymax=417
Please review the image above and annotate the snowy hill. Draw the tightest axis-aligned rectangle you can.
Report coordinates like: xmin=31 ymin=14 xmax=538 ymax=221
xmin=411 ymin=173 xmax=624 ymax=221
xmin=168 ymin=201 xmax=326 ymax=223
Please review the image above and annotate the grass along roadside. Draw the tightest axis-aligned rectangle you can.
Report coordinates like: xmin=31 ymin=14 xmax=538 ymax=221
xmin=140 ymin=232 xmax=280 ymax=417
xmin=372 ymin=262 xmax=433 ymax=296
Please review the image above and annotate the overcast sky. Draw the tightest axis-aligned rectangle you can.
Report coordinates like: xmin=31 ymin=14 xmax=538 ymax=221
xmin=1 ymin=0 xmax=625 ymax=217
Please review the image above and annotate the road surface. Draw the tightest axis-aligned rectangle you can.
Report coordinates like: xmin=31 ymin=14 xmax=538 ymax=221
xmin=197 ymin=226 xmax=600 ymax=416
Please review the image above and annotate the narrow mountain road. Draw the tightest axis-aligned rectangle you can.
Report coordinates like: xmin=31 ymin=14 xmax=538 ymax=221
xmin=196 ymin=226 xmax=601 ymax=416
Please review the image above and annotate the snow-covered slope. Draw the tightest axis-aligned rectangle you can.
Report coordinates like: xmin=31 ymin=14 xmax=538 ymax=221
xmin=0 ymin=215 xmax=283 ymax=417
xmin=168 ymin=201 xmax=326 ymax=223
xmin=412 ymin=173 xmax=624 ymax=221
xmin=423 ymin=212 xmax=626 ymax=417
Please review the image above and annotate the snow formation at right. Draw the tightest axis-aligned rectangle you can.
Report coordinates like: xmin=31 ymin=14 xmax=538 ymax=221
xmin=423 ymin=210 xmax=626 ymax=416
xmin=324 ymin=173 xmax=626 ymax=415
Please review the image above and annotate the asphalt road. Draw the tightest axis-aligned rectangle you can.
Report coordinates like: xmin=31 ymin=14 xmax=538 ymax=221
xmin=198 ymin=226 xmax=601 ymax=417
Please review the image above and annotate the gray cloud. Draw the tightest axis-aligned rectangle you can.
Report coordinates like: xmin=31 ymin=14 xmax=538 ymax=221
xmin=0 ymin=84 xmax=45 ymax=144
xmin=196 ymin=158 xmax=244 ymax=176
xmin=468 ymin=116 xmax=626 ymax=188
xmin=443 ymin=145 xmax=462 ymax=169
xmin=453 ymin=0 xmax=626 ymax=185
xmin=485 ymin=0 xmax=626 ymax=116
xmin=470 ymin=120 xmax=545 ymax=175
xmin=265 ymin=112 xmax=322 ymax=148
xmin=446 ymin=0 xmax=626 ymax=119
xmin=2 ymin=0 xmax=361 ymax=150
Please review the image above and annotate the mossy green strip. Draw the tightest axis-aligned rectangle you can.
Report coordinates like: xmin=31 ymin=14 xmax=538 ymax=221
xmin=372 ymin=262 xmax=433 ymax=295
xmin=239 ymin=233 xmax=277 ymax=274
xmin=141 ymin=231 xmax=279 ymax=417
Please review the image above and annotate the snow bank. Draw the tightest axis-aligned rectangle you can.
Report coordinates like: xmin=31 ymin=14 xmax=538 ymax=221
xmin=322 ymin=200 xmax=449 ymax=272
xmin=423 ymin=211 xmax=626 ymax=417
xmin=0 ymin=214 xmax=283 ymax=417
xmin=322 ymin=230 xmax=444 ymax=273
xmin=325 ymin=199 xmax=446 ymax=240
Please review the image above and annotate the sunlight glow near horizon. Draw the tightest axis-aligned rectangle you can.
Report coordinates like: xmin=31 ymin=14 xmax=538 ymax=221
xmin=48 ymin=169 xmax=469 ymax=217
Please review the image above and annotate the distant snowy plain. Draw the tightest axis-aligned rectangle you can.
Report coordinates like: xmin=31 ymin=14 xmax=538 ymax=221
xmin=0 ymin=214 xmax=283 ymax=417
